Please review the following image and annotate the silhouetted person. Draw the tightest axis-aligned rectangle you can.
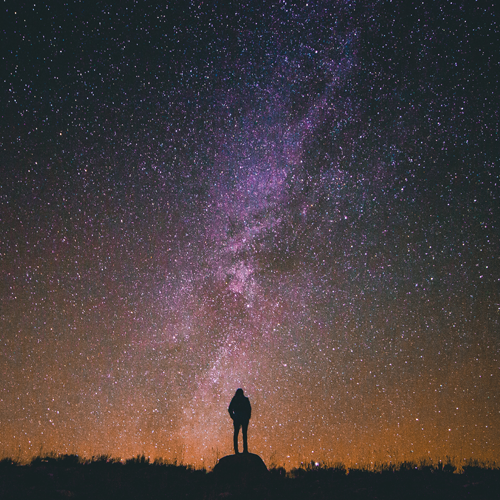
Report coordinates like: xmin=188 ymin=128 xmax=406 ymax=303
xmin=228 ymin=388 xmax=251 ymax=454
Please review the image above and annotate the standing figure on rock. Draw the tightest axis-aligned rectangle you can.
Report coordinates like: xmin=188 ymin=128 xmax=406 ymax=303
xmin=228 ymin=388 xmax=251 ymax=454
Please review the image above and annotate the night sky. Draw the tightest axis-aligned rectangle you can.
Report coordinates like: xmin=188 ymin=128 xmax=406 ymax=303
xmin=1 ymin=1 xmax=498 ymax=469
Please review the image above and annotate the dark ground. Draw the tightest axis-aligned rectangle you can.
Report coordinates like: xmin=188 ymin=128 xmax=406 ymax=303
xmin=0 ymin=456 xmax=498 ymax=500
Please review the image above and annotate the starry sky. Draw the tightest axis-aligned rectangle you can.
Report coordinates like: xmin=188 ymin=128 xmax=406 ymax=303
xmin=1 ymin=1 xmax=498 ymax=469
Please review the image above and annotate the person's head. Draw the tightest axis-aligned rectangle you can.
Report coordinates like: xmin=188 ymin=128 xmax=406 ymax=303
xmin=235 ymin=388 xmax=244 ymax=397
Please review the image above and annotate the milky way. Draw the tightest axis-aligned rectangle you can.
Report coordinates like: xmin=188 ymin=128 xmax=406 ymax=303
xmin=1 ymin=1 xmax=498 ymax=468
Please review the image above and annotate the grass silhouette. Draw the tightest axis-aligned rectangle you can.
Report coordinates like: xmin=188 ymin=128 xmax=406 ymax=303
xmin=0 ymin=454 xmax=498 ymax=499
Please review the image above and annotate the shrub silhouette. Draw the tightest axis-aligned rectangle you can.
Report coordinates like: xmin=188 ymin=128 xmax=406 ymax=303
xmin=0 ymin=455 xmax=499 ymax=499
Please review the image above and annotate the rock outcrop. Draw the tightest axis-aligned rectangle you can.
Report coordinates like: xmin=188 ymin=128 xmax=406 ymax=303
xmin=208 ymin=453 xmax=271 ymax=499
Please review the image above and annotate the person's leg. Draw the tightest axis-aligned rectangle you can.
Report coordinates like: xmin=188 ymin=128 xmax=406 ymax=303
xmin=233 ymin=421 xmax=241 ymax=454
xmin=242 ymin=420 xmax=249 ymax=453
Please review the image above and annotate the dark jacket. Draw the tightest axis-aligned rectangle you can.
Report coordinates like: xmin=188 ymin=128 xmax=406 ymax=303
xmin=228 ymin=391 xmax=251 ymax=422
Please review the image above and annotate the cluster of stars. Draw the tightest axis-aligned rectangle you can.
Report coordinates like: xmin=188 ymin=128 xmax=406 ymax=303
xmin=1 ymin=1 xmax=498 ymax=469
